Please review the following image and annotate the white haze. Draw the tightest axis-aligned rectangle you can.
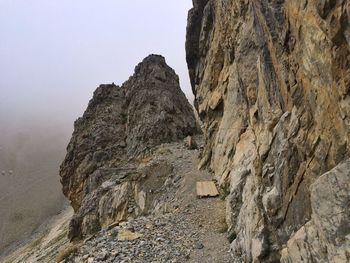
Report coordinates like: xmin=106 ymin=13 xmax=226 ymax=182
xmin=0 ymin=0 xmax=193 ymax=255
xmin=0 ymin=0 xmax=193 ymax=122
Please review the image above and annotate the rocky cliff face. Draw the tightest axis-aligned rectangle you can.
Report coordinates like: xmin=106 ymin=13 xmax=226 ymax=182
xmin=60 ymin=55 xmax=198 ymax=240
xmin=187 ymin=0 xmax=350 ymax=262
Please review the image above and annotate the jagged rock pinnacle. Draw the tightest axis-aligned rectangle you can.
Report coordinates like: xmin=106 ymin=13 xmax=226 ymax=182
xmin=60 ymin=55 xmax=198 ymax=239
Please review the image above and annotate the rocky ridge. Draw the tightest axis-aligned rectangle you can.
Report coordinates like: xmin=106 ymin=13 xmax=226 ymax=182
xmin=60 ymin=55 xmax=198 ymax=240
xmin=186 ymin=0 xmax=350 ymax=262
xmin=3 ymin=137 xmax=232 ymax=263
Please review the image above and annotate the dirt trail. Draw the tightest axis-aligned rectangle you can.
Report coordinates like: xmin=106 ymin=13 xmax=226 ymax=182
xmin=2 ymin=137 xmax=232 ymax=263
xmin=174 ymin=147 xmax=232 ymax=263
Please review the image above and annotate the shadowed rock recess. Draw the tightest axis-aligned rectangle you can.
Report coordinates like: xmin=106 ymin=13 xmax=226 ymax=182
xmin=60 ymin=55 xmax=198 ymax=240
xmin=186 ymin=0 xmax=350 ymax=262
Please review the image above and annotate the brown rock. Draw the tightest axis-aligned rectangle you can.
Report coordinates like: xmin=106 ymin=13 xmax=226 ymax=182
xmin=184 ymin=136 xmax=198 ymax=150
xmin=117 ymin=229 xmax=143 ymax=241
xmin=186 ymin=0 xmax=350 ymax=261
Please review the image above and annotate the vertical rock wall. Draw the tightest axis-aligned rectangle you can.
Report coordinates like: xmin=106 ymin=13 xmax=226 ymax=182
xmin=186 ymin=0 xmax=350 ymax=261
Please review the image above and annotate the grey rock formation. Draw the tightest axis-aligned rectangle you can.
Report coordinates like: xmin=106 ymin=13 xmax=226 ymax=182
xmin=186 ymin=0 xmax=350 ymax=262
xmin=60 ymin=55 xmax=198 ymax=240
xmin=281 ymin=159 xmax=350 ymax=262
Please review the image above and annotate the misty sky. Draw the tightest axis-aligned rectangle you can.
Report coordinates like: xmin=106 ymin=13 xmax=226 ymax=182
xmin=0 ymin=0 xmax=193 ymax=126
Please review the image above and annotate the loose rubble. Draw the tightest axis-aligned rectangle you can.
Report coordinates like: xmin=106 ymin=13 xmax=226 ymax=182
xmin=3 ymin=137 xmax=232 ymax=263
xmin=64 ymin=138 xmax=232 ymax=263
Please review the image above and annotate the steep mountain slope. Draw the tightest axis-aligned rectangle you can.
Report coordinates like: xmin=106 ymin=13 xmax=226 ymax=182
xmin=1 ymin=208 xmax=73 ymax=263
xmin=60 ymin=55 xmax=199 ymax=240
xmin=0 ymin=122 xmax=68 ymax=256
xmin=186 ymin=0 xmax=350 ymax=262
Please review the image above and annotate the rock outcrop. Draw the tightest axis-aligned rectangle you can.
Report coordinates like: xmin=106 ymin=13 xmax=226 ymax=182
xmin=60 ymin=55 xmax=198 ymax=240
xmin=281 ymin=160 xmax=350 ymax=262
xmin=186 ymin=0 xmax=350 ymax=262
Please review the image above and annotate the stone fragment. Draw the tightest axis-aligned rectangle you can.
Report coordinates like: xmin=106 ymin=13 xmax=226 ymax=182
xmin=184 ymin=136 xmax=198 ymax=150
xmin=194 ymin=242 xmax=204 ymax=249
xmin=118 ymin=229 xmax=143 ymax=241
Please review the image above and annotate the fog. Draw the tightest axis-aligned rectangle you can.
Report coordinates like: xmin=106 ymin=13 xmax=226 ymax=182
xmin=0 ymin=117 xmax=69 ymax=253
xmin=0 ymin=0 xmax=193 ymax=122
xmin=0 ymin=0 xmax=192 ymax=255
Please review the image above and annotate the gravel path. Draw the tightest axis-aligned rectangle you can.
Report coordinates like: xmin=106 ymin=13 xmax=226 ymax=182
xmin=2 ymin=137 xmax=233 ymax=263
xmin=70 ymin=138 xmax=233 ymax=263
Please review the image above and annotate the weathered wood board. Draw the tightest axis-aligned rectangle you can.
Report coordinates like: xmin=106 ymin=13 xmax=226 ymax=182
xmin=196 ymin=181 xmax=219 ymax=198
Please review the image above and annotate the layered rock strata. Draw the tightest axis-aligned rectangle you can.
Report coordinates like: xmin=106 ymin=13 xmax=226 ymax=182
xmin=186 ymin=0 xmax=350 ymax=262
xmin=60 ymin=55 xmax=198 ymax=240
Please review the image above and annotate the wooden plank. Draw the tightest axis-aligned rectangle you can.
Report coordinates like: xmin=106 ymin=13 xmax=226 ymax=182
xmin=196 ymin=181 xmax=219 ymax=198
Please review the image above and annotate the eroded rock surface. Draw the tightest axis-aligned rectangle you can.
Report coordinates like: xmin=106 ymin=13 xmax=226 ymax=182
xmin=60 ymin=55 xmax=198 ymax=240
xmin=60 ymin=138 xmax=232 ymax=263
xmin=281 ymin=159 xmax=350 ymax=262
xmin=186 ymin=0 xmax=350 ymax=262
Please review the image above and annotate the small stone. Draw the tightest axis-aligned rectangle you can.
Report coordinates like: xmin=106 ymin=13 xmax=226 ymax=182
xmin=118 ymin=229 xmax=143 ymax=241
xmin=194 ymin=242 xmax=204 ymax=249
xmin=101 ymin=180 xmax=114 ymax=189
xmin=106 ymin=222 xmax=119 ymax=231
xmin=96 ymin=251 xmax=108 ymax=261
xmin=184 ymin=136 xmax=198 ymax=150
xmin=156 ymin=237 xmax=165 ymax=242
xmin=126 ymin=225 xmax=135 ymax=232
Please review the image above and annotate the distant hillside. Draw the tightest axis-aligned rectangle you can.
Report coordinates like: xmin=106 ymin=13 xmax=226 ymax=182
xmin=0 ymin=117 xmax=71 ymax=256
